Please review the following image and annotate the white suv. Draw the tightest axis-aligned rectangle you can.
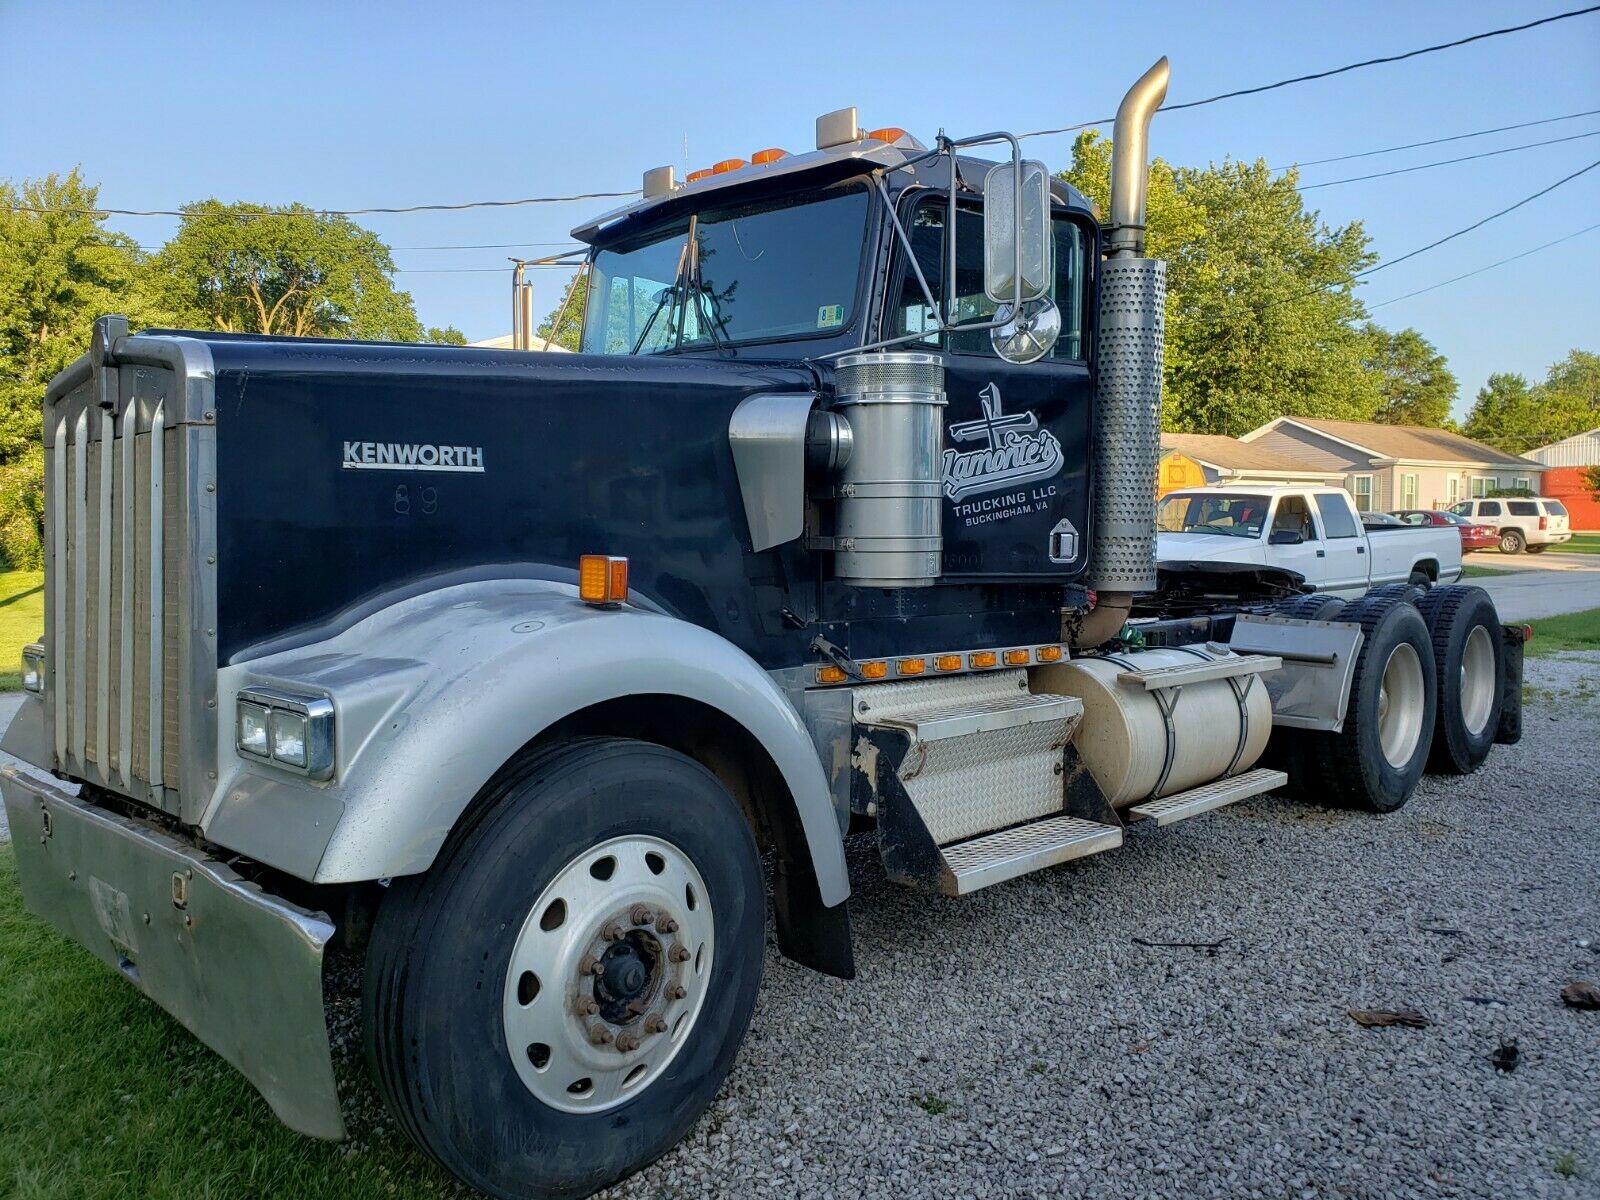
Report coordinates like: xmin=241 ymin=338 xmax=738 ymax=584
xmin=1449 ymin=497 xmax=1572 ymax=554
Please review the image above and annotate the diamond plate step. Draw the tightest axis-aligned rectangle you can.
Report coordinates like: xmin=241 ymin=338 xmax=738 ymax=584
xmin=937 ymin=815 xmax=1123 ymax=896
xmin=1126 ymin=767 xmax=1288 ymax=827
xmin=1116 ymin=653 xmax=1280 ymax=690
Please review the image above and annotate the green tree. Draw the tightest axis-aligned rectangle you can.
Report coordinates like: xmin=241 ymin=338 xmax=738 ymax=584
xmin=0 ymin=171 xmax=169 ymax=566
xmin=1463 ymin=369 xmax=1593 ymax=454
xmin=149 ymin=200 xmax=430 ymax=340
xmin=1363 ymin=325 xmax=1457 ymax=427
xmin=535 ymin=268 xmax=589 ymax=351
xmin=1583 ymin=464 xmax=1600 ymax=502
xmin=1060 ymin=131 xmax=1381 ymax=435
xmin=1537 ymin=349 xmax=1600 ymax=419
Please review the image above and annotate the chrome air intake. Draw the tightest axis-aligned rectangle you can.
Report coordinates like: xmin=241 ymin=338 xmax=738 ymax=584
xmin=830 ymin=351 xmax=946 ymax=588
xmin=1086 ymin=57 xmax=1169 ymax=599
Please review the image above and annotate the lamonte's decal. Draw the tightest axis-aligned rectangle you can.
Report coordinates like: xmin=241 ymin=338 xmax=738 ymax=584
xmin=342 ymin=441 xmax=485 ymax=472
xmin=941 ymin=384 xmax=1064 ymax=526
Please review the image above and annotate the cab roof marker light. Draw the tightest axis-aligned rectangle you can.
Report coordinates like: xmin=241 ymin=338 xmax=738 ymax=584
xmin=711 ymin=158 xmax=747 ymax=175
xmin=685 ymin=168 xmax=714 ymax=184
xmin=865 ymin=126 xmax=909 ymax=145
xmin=751 ymin=147 xmax=788 ymax=165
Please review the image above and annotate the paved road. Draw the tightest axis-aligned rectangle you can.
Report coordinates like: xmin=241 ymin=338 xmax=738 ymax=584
xmin=1463 ymin=550 xmax=1600 ymax=621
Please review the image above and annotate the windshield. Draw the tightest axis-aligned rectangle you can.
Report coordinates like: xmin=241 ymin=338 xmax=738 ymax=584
xmin=1157 ymin=493 xmax=1271 ymax=537
xmin=580 ymin=182 xmax=870 ymax=354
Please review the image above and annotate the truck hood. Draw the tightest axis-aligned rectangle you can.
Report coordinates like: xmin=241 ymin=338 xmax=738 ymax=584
xmin=1156 ymin=531 xmax=1267 ymax=563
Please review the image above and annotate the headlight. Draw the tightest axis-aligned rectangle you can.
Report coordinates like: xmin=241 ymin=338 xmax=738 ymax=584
xmin=236 ymin=688 xmax=334 ymax=780
xmin=21 ymin=643 xmax=45 ymax=694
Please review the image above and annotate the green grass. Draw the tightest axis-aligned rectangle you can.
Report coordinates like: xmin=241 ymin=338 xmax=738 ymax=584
xmin=0 ymin=569 xmax=44 ymax=692
xmin=1461 ymin=564 xmax=1512 ymax=578
xmin=1524 ymin=607 xmax=1600 ymax=656
xmin=1553 ymin=532 xmax=1600 ymax=554
xmin=0 ymin=851 xmax=462 ymax=1199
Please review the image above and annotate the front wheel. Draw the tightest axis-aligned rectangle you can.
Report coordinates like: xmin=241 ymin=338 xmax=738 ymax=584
xmin=1499 ymin=529 xmax=1526 ymax=554
xmin=364 ymin=738 xmax=766 ymax=1200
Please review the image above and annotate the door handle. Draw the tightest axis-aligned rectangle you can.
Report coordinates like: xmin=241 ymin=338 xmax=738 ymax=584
xmin=1356 ymin=546 xmax=1365 ymax=554
xmin=1316 ymin=550 xmax=1326 ymax=558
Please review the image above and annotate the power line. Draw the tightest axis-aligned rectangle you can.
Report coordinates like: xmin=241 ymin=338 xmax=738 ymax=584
xmin=1367 ymin=221 xmax=1600 ymax=308
xmin=1357 ymin=157 xmax=1600 ymax=277
xmin=1292 ymin=107 xmax=1600 ymax=167
xmin=1017 ymin=4 xmax=1600 ymax=140
xmin=4 ymin=189 xmax=638 ymax=219
xmin=1299 ymin=128 xmax=1600 ymax=189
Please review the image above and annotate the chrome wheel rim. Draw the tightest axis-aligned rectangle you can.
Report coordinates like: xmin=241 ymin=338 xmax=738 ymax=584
xmin=1377 ymin=642 xmax=1426 ymax=768
xmin=502 ymin=835 xmax=714 ymax=1113
xmin=1459 ymin=625 xmax=1496 ymax=737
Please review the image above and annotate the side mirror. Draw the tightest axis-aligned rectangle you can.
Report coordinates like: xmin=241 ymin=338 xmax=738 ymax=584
xmin=1268 ymin=530 xmax=1304 ymax=546
xmin=983 ymin=160 xmax=1052 ymax=304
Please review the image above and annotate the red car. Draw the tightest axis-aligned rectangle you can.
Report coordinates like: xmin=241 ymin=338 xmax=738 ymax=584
xmin=1392 ymin=508 xmax=1498 ymax=551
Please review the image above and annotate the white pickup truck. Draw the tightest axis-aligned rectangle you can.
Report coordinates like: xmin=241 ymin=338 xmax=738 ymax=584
xmin=1157 ymin=485 xmax=1463 ymax=598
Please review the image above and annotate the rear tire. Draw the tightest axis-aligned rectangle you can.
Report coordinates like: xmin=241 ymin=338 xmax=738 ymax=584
xmin=1414 ymin=585 xmax=1503 ymax=775
xmin=1499 ymin=529 xmax=1525 ymax=554
xmin=1273 ymin=594 xmax=1348 ymax=621
xmin=1526 ymin=544 xmax=1547 ymax=554
xmin=1407 ymin=569 xmax=1433 ymax=589
xmin=364 ymin=738 xmax=765 ymax=1200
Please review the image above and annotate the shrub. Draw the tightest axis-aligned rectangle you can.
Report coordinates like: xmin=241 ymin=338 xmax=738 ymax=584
xmin=0 ymin=450 xmax=46 ymax=570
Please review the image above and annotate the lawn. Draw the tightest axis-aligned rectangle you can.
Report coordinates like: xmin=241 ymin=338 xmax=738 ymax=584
xmin=0 ymin=569 xmax=44 ymax=691
xmin=1524 ymin=606 xmax=1600 ymax=656
xmin=0 ymin=853 xmax=460 ymax=1199
xmin=1553 ymin=532 xmax=1600 ymax=555
xmin=1461 ymin=564 xmax=1511 ymax=578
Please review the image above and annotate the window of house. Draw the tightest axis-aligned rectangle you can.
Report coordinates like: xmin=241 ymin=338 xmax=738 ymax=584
xmin=1315 ymin=492 xmax=1360 ymax=538
xmin=1400 ymin=473 xmax=1419 ymax=510
xmin=892 ymin=199 xmax=1090 ymax=360
xmin=1514 ymin=476 xmax=1531 ymax=491
xmin=1471 ymin=477 xmax=1490 ymax=498
xmin=1447 ymin=476 xmax=1460 ymax=504
xmin=1350 ymin=475 xmax=1374 ymax=512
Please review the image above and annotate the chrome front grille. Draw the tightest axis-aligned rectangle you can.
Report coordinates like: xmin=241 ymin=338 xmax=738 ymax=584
xmin=44 ymin=328 xmax=217 ymax=818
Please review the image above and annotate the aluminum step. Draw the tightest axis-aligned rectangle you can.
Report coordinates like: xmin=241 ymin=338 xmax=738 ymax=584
xmin=1126 ymin=767 xmax=1288 ymax=826
xmin=937 ymin=814 xmax=1123 ymax=896
xmin=1116 ymin=653 xmax=1281 ymax=691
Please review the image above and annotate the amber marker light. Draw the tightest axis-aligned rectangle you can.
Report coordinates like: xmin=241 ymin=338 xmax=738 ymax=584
xmin=866 ymin=126 xmax=909 ymax=143
xmin=860 ymin=661 xmax=889 ymax=679
xmin=933 ymin=654 xmax=962 ymax=672
xmin=751 ymin=147 xmax=788 ymax=164
xmin=578 ymin=555 xmax=629 ymax=605
xmin=896 ymin=658 xmax=926 ymax=676
xmin=817 ymin=665 xmax=847 ymax=685
xmin=686 ymin=168 xmax=713 ymax=183
xmin=712 ymin=158 xmax=747 ymax=174
xmin=1003 ymin=649 xmax=1030 ymax=666
xmin=1036 ymin=645 xmax=1064 ymax=663
xmin=968 ymin=651 xmax=998 ymax=669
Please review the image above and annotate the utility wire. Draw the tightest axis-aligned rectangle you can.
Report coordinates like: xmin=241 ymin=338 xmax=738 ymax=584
xmin=1357 ymin=157 xmax=1600 ymax=277
xmin=4 ymin=189 xmax=638 ymax=219
xmin=1367 ymin=221 xmax=1600 ymax=308
xmin=1292 ymin=107 xmax=1600 ymax=167
xmin=1298 ymin=128 xmax=1600 ymax=189
xmin=1017 ymin=4 xmax=1600 ymax=140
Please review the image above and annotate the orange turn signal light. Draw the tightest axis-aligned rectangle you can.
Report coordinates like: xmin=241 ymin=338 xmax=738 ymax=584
xmin=866 ymin=126 xmax=909 ymax=144
xmin=817 ymin=665 xmax=847 ymax=685
xmin=860 ymin=661 xmax=888 ymax=680
xmin=751 ymin=147 xmax=788 ymax=165
xmin=933 ymin=654 xmax=962 ymax=672
xmin=1003 ymin=649 xmax=1030 ymax=666
xmin=896 ymin=658 xmax=926 ymax=676
xmin=968 ymin=651 xmax=998 ymax=669
xmin=578 ymin=555 xmax=629 ymax=605
xmin=1036 ymin=645 xmax=1063 ymax=663
xmin=712 ymin=158 xmax=747 ymax=175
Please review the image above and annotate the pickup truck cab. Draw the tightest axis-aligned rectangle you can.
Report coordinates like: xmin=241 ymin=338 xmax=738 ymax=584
xmin=1157 ymin=486 xmax=1463 ymax=598
xmin=1448 ymin=497 xmax=1572 ymax=554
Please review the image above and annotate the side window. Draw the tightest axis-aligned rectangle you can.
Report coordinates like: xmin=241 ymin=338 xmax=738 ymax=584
xmin=1315 ymin=492 xmax=1360 ymax=539
xmin=1272 ymin=495 xmax=1317 ymax=540
xmin=1507 ymin=500 xmax=1538 ymax=517
xmin=1398 ymin=512 xmax=1424 ymax=525
xmin=1449 ymin=501 xmax=1474 ymax=516
xmin=892 ymin=201 xmax=1089 ymax=360
xmin=1479 ymin=501 xmax=1503 ymax=517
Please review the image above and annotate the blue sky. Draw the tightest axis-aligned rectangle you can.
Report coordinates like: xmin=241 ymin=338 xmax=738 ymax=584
xmin=3 ymin=1 xmax=1597 ymax=419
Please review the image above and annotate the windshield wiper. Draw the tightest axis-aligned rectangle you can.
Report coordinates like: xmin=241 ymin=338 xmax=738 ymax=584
xmin=630 ymin=285 xmax=678 ymax=355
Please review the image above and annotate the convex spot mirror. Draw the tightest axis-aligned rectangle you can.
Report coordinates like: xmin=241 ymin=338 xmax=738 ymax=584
xmin=983 ymin=159 xmax=1052 ymax=305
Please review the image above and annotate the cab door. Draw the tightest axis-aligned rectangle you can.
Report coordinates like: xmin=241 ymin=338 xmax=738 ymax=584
xmin=885 ymin=194 xmax=1097 ymax=580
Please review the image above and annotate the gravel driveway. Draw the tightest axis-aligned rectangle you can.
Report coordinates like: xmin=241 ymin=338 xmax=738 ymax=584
xmin=583 ymin=653 xmax=1599 ymax=1200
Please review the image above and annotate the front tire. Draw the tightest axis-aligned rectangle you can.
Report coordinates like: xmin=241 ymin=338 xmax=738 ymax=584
xmin=364 ymin=738 xmax=765 ymax=1200
xmin=1499 ymin=529 xmax=1526 ymax=554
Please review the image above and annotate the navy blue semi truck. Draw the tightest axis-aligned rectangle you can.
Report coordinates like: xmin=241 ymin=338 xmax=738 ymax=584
xmin=2 ymin=61 xmax=1523 ymax=1199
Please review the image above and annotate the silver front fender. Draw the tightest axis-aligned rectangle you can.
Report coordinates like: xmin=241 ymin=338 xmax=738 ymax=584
xmin=203 ymin=579 xmax=849 ymax=906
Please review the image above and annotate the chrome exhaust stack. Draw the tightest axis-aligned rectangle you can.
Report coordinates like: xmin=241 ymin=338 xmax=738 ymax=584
xmin=1081 ymin=58 xmax=1170 ymax=642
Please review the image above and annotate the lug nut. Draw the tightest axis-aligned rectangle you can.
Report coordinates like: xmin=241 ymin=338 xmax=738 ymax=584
xmin=579 ymin=955 xmax=604 ymax=977
xmin=587 ymin=1025 xmax=613 ymax=1046
xmin=630 ymin=905 xmax=656 ymax=927
xmin=656 ymin=915 xmax=679 ymax=934
xmin=666 ymin=983 xmax=687 ymax=1001
xmin=615 ymin=1032 xmax=641 ymax=1053
xmin=669 ymin=944 xmax=691 ymax=964
xmin=644 ymin=1014 xmax=668 ymax=1034
xmin=600 ymin=921 xmax=625 ymax=943
xmin=574 ymin=997 xmax=600 ymax=1017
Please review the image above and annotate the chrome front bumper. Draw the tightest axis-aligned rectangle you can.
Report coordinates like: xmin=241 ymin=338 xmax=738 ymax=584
xmin=1 ymin=765 xmax=345 ymax=1139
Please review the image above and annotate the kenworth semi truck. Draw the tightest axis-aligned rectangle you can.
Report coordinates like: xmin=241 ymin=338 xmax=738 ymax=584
xmin=2 ymin=61 xmax=1526 ymax=1200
